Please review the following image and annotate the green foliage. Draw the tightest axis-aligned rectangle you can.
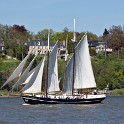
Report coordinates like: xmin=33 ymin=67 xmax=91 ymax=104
xmin=0 ymin=59 xmax=20 ymax=72
xmin=111 ymin=89 xmax=124 ymax=95
xmin=6 ymin=49 xmax=13 ymax=57
xmin=0 ymin=24 xmax=32 ymax=60
xmin=0 ymin=57 xmax=3 ymax=67
xmin=35 ymin=29 xmax=54 ymax=42
xmin=92 ymin=55 xmax=124 ymax=90
xmin=119 ymin=48 xmax=124 ymax=59
xmin=1 ymin=23 xmax=124 ymax=91
xmin=0 ymin=59 xmax=20 ymax=87
xmin=87 ymin=32 xmax=98 ymax=40
xmin=0 ymin=54 xmax=124 ymax=91
xmin=58 ymin=59 xmax=66 ymax=90
xmin=89 ymin=48 xmax=97 ymax=56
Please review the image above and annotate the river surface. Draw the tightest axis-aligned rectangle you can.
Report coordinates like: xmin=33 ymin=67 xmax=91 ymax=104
xmin=0 ymin=96 xmax=124 ymax=124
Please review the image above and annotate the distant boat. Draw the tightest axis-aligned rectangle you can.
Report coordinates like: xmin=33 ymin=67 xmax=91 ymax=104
xmin=23 ymin=34 xmax=106 ymax=104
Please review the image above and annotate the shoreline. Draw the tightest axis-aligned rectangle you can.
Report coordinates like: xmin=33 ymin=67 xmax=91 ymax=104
xmin=0 ymin=94 xmax=20 ymax=97
xmin=0 ymin=94 xmax=124 ymax=98
xmin=0 ymin=91 xmax=20 ymax=97
xmin=0 ymin=89 xmax=124 ymax=97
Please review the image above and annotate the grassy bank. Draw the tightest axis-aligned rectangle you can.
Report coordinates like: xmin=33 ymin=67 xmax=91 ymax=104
xmin=0 ymin=90 xmax=20 ymax=97
xmin=1 ymin=57 xmax=124 ymax=90
xmin=110 ymin=89 xmax=124 ymax=96
xmin=0 ymin=59 xmax=20 ymax=72
xmin=1 ymin=89 xmax=124 ymax=97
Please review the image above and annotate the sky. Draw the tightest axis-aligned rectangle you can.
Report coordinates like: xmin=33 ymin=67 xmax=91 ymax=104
xmin=0 ymin=0 xmax=124 ymax=36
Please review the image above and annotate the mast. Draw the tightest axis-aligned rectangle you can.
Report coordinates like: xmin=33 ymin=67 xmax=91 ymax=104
xmin=63 ymin=35 xmax=68 ymax=92
xmin=45 ymin=29 xmax=50 ymax=97
xmin=74 ymin=19 xmax=76 ymax=42
xmin=48 ymin=29 xmax=50 ymax=51
xmin=65 ymin=35 xmax=68 ymax=61
xmin=72 ymin=19 xmax=76 ymax=95
xmin=72 ymin=47 xmax=75 ymax=95
xmin=71 ymin=19 xmax=76 ymax=43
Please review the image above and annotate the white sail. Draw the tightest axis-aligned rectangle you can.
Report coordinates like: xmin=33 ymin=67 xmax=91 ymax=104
xmin=1 ymin=52 xmax=31 ymax=88
xmin=22 ymin=67 xmax=36 ymax=85
xmin=47 ymin=42 xmax=60 ymax=92
xmin=22 ymin=56 xmax=45 ymax=94
xmin=74 ymin=34 xmax=96 ymax=89
xmin=64 ymin=54 xmax=74 ymax=94
xmin=12 ymin=54 xmax=37 ymax=90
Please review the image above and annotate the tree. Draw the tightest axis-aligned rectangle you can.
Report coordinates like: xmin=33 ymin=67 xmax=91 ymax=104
xmin=2 ymin=24 xmax=32 ymax=60
xmin=103 ymin=28 xmax=109 ymax=36
xmin=105 ymin=26 xmax=124 ymax=51
xmin=35 ymin=29 xmax=54 ymax=41
xmin=63 ymin=27 xmax=69 ymax=32
xmin=12 ymin=25 xmax=27 ymax=33
xmin=92 ymin=55 xmax=124 ymax=90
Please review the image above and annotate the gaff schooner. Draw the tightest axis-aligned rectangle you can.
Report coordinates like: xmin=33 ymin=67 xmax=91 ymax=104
xmin=1 ymin=33 xmax=106 ymax=104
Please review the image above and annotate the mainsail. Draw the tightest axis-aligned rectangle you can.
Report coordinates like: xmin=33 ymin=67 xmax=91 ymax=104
xmin=12 ymin=54 xmax=37 ymax=90
xmin=1 ymin=52 xmax=31 ymax=89
xmin=64 ymin=54 xmax=74 ymax=94
xmin=74 ymin=34 xmax=96 ymax=89
xmin=47 ymin=42 xmax=60 ymax=92
xmin=22 ymin=56 xmax=45 ymax=94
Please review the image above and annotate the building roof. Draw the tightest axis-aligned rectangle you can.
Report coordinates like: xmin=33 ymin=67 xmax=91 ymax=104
xmin=29 ymin=39 xmax=54 ymax=46
xmin=57 ymin=41 xmax=65 ymax=48
xmin=29 ymin=39 xmax=65 ymax=48
xmin=88 ymin=40 xmax=106 ymax=47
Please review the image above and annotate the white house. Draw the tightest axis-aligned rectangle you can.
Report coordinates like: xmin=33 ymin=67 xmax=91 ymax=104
xmin=96 ymin=43 xmax=112 ymax=53
xmin=88 ymin=40 xmax=112 ymax=54
xmin=0 ymin=39 xmax=5 ymax=51
xmin=28 ymin=40 xmax=68 ymax=60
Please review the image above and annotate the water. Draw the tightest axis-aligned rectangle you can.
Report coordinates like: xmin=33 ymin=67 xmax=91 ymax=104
xmin=0 ymin=96 xmax=124 ymax=124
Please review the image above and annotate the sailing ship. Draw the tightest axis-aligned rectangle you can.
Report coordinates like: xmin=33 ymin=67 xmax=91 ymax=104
xmin=1 ymin=33 xmax=106 ymax=104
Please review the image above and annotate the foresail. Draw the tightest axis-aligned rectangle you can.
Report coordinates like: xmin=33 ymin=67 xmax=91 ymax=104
xmin=1 ymin=52 xmax=31 ymax=89
xmin=12 ymin=54 xmax=37 ymax=90
xmin=64 ymin=54 xmax=74 ymax=94
xmin=74 ymin=34 xmax=96 ymax=89
xmin=22 ymin=56 xmax=45 ymax=94
xmin=22 ymin=67 xmax=36 ymax=85
xmin=47 ymin=42 xmax=60 ymax=92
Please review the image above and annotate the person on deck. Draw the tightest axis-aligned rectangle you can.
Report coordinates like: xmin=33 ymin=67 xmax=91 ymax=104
xmin=93 ymin=89 xmax=97 ymax=95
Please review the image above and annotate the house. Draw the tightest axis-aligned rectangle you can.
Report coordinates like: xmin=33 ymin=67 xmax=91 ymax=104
xmin=57 ymin=41 xmax=68 ymax=60
xmin=95 ymin=42 xmax=112 ymax=54
xmin=88 ymin=40 xmax=112 ymax=54
xmin=0 ymin=38 xmax=5 ymax=51
xmin=28 ymin=39 xmax=68 ymax=60
xmin=28 ymin=39 xmax=54 ymax=55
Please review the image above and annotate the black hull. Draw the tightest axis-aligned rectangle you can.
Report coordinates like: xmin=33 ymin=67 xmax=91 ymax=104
xmin=22 ymin=96 xmax=106 ymax=105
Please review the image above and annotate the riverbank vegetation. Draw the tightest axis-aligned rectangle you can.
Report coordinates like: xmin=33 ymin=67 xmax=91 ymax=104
xmin=0 ymin=23 xmax=124 ymax=94
xmin=0 ymin=54 xmax=124 ymax=95
xmin=110 ymin=89 xmax=124 ymax=95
